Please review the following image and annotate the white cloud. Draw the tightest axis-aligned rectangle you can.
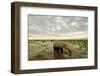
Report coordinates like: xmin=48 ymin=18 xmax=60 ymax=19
xmin=28 ymin=15 xmax=88 ymax=39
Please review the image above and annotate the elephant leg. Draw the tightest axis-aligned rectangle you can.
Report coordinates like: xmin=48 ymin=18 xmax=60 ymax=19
xmin=60 ymin=48 xmax=63 ymax=53
xmin=53 ymin=47 xmax=64 ymax=59
xmin=54 ymin=47 xmax=61 ymax=53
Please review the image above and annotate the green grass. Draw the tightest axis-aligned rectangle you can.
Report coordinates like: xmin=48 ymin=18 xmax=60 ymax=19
xmin=28 ymin=39 xmax=88 ymax=60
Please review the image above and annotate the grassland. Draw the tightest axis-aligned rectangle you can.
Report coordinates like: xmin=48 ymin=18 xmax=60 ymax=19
xmin=28 ymin=40 xmax=88 ymax=61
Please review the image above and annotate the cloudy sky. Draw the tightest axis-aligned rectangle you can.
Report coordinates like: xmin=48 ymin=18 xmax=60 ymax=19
xmin=28 ymin=15 xmax=88 ymax=39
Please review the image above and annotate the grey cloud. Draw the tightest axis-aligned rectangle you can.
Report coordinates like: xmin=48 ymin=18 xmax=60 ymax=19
xmin=28 ymin=15 xmax=88 ymax=39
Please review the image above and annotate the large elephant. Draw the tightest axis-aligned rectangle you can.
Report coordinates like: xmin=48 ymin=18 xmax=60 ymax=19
xmin=53 ymin=41 xmax=71 ymax=59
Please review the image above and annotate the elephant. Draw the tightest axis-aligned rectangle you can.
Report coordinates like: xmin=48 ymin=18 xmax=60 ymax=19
xmin=53 ymin=41 xmax=71 ymax=59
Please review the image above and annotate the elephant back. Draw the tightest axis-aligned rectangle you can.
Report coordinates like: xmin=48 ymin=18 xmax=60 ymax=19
xmin=53 ymin=41 xmax=66 ymax=48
